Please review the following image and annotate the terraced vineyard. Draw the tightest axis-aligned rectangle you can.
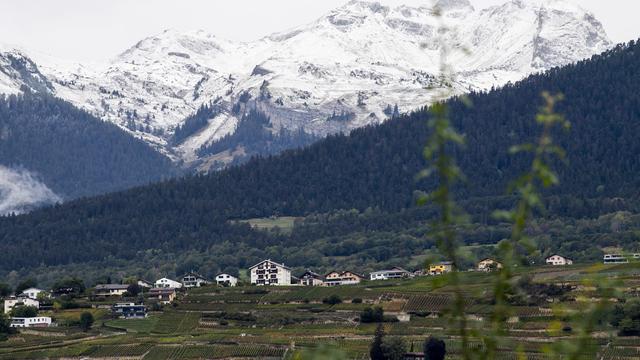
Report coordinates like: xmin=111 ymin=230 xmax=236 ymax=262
xmin=3 ymin=264 xmax=640 ymax=359
xmin=82 ymin=344 xmax=154 ymax=357
xmin=143 ymin=344 xmax=286 ymax=360
xmin=152 ymin=311 xmax=201 ymax=334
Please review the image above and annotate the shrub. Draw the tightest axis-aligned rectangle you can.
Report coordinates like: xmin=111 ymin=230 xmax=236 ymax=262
xmin=370 ymin=324 xmax=385 ymax=360
xmin=352 ymin=298 xmax=363 ymax=304
xmin=322 ymin=295 xmax=342 ymax=305
xmin=381 ymin=337 xmax=406 ymax=360
xmin=10 ymin=305 xmax=38 ymax=318
xmin=243 ymin=288 xmax=269 ymax=295
xmin=424 ymin=336 xmax=446 ymax=360
xmin=360 ymin=306 xmax=384 ymax=323
xmin=79 ymin=312 xmax=94 ymax=332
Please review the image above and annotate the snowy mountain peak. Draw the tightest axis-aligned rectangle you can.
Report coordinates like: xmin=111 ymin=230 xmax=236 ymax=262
xmin=435 ymin=0 xmax=474 ymax=11
xmin=343 ymin=0 xmax=390 ymax=13
xmin=0 ymin=46 xmax=53 ymax=95
xmin=118 ymin=28 xmax=232 ymax=64
xmin=0 ymin=0 xmax=613 ymax=169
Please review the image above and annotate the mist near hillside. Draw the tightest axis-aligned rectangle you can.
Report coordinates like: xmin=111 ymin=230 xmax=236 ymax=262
xmin=0 ymin=165 xmax=60 ymax=215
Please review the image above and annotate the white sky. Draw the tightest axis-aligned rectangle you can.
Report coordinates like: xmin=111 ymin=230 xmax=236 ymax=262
xmin=0 ymin=0 xmax=637 ymax=62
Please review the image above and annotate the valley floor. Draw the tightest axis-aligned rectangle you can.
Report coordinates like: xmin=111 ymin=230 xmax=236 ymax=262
xmin=2 ymin=263 xmax=640 ymax=359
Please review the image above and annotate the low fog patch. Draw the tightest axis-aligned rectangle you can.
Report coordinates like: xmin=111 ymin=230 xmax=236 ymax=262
xmin=0 ymin=165 xmax=61 ymax=215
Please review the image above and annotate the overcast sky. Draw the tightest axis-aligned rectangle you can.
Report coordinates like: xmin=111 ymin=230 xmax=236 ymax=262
xmin=1 ymin=0 xmax=637 ymax=62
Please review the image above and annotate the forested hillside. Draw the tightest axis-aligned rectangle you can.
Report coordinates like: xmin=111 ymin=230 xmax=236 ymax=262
xmin=1 ymin=40 xmax=640 ymax=278
xmin=0 ymin=92 xmax=175 ymax=200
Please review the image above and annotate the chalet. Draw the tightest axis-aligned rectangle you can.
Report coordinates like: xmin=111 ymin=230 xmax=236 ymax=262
xmin=370 ymin=267 xmax=411 ymax=281
xmin=181 ymin=272 xmax=209 ymax=288
xmin=428 ymin=262 xmax=453 ymax=275
xmin=10 ymin=317 xmax=51 ymax=328
xmin=4 ymin=296 xmax=39 ymax=314
xmin=154 ymin=278 xmax=183 ymax=289
xmin=323 ymin=271 xmax=364 ymax=286
xmin=477 ymin=258 xmax=503 ymax=272
xmin=249 ymin=259 xmax=292 ymax=286
xmin=545 ymin=254 xmax=573 ymax=266
xmin=21 ymin=288 xmax=46 ymax=300
xmin=215 ymin=274 xmax=238 ymax=287
xmin=148 ymin=288 xmax=176 ymax=304
xmin=299 ymin=270 xmax=324 ymax=286
xmin=113 ymin=303 xmax=147 ymax=319
xmin=94 ymin=284 xmax=129 ymax=297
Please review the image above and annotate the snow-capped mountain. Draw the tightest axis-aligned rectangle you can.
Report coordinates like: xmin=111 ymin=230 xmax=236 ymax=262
xmin=0 ymin=0 xmax=611 ymax=168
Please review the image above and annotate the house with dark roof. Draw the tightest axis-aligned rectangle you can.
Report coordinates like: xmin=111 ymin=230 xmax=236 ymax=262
xmin=94 ymin=284 xmax=129 ymax=297
xmin=181 ymin=272 xmax=209 ymax=288
xmin=370 ymin=267 xmax=411 ymax=281
xmin=299 ymin=270 xmax=324 ymax=286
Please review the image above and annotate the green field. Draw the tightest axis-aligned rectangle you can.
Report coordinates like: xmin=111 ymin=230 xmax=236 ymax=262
xmin=237 ymin=216 xmax=301 ymax=233
xmin=106 ymin=315 xmax=160 ymax=333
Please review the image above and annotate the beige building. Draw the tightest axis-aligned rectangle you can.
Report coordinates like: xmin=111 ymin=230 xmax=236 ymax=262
xmin=148 ymin=288 xmax=176 ymax=304
xmin=323 ymin=271 xmax=364 ymax=286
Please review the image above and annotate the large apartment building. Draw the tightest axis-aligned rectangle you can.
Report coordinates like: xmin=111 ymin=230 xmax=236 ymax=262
xmin=249 ymin=259 xmax=292 ymax=286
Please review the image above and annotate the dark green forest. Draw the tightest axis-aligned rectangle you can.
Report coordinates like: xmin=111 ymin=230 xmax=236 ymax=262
xmin=1 ymin=40 xmax=640 ymax=282
xmin=0 ymin=92 xmax=175 ymax=199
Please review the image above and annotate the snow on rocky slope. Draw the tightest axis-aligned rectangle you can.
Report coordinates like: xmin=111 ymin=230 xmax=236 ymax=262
xmin=0 ymin=0 xmax=611 ymax=168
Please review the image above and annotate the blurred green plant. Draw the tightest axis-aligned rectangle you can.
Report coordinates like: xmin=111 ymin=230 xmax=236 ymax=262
xmin=417 ymin=4 xmax=614 ymax=359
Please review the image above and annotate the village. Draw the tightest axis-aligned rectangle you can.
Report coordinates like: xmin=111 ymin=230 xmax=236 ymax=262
xmin=1 ymin=251 xmax=640 ymax=359
xmin=1 ymin=252 xmax=598 ymax=328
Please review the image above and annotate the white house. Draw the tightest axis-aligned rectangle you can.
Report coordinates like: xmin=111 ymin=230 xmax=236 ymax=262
xmin=4 ymin=296 xmax=39 ymax=314
xmin=94 ymin=284 xmax=129 ymax=297
xmin=603 ymin=254 xmax=640 ymax=264
xmin=181 ymin=272 xmax=209 ymax=288
xmin=249 ymin=259 xmax=292 ymax=286
xmin=10 ymin=316 xmax=51 ymax=328
xmin=370 ymin=267 xmax=411 ymax=281
xmin=154 ymin=278 xmax=183 ymax=289
xmin=545 ymin=254 xmax=573 ymax=266
xmin=215 ymin=274 xmax=238 ymax=287
xmin=21 ymin=288 xmax=46 ymax=300
xmin=299 ymin=270 xmax=324 ymax=286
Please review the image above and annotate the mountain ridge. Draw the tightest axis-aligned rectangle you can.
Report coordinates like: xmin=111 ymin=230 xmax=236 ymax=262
xmin=0 ymin=0 xmax=611 ymax=169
